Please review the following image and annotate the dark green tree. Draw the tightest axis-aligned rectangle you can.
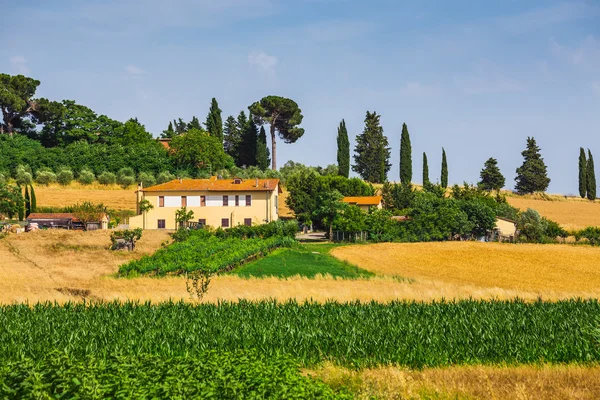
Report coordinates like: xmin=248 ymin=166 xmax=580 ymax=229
xmin=238 ymin=116 xmax=258 ymax=168
xmin=352 ymin=111 xmax=391 ymax=183
xmin=514 ymin=137 xmax=550 ymax=194
xmin=399 ymin=123 xmax=412 ymax=184
xmin=336 ymin=119 xmax=350 ymax=178
xmin=161 ymin=121 xmax=175 ymax=139
xmin=29 ymin=184 xmax=36 ymax=212
xmin=441 ymin=148 xmax=448 ymax=189
xmin=24 ymin=185 xmax=30 ymax=217
xmin=223 ymin=115 xmax=241 ymax=161
xmin=478 ymin=157 xmax=505 ymax=192
xmin=248 ymin=96 xmax=305 ymax=170
xmin=173 ymin=118 xmax=187 ymax=135
xmin=205 ymin=98 xmax=223 ymax=142
xmin=187 ymin=116 xmax=202 ymax=131
xmin=422 ymin=152 xmax=429 ymax=185
xmin=256 ymin=126 xmax=270 ymax=171
xmin=579 ymin=147 xmax=587 ymax=198
xmin=313 ymin=190 xmax=345 ymax=240
xmin=0 ymin=74 xmax=55 ymax=137
xmin=118 ymin=118 xmax=152 ymax=146
xmin=0 ymin=184 xmax=24 ymax=219
xmin=587 ymin=149 xmax=596 ymax=200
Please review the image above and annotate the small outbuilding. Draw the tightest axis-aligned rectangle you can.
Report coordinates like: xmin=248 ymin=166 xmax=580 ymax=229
xmin=342 ymin=196 xmax=383 ymax=212
xmin=492 ymin=217 xmax=517 ymax=242
xmin=26 ymin=213 xmax=109 ymax=230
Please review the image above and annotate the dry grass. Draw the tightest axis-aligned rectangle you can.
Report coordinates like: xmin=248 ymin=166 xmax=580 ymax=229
xmin=331 ymin=242 xmax=600 ymax=297
xmin=33 ymin=183 xmax=136 ymax=210
xmin=309 ymin=363 xmax=600 ymax=400
xmin=507 ymin=196 xmax=600 ymax=230
xmin=1 ymin=232 xmax=600 ymax=304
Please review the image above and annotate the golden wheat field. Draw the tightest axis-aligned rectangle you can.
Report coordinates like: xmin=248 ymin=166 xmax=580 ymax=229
xmin=2 ymin=231 xmax=600 ymax=304
xmin=507 ymin=196 xmax=600 ymax=230
xmin=33 ymin=183 xmax=137 ymax=210
xmin=309 ymin=363 xmax=600 ymax=400
xmin=331 ymin=242 xmax=600 ymax=296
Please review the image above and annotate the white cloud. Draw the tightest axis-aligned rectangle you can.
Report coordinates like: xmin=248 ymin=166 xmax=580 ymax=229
xmin=248 ymin=51 xmax=278 ymax=75
xmin=9 ymin=55 xmax=29 ymax=74
xmin=125 ymin=65 xmax=145 ymax=75
xmin=550 ymin=35 xmax=600 ymax=68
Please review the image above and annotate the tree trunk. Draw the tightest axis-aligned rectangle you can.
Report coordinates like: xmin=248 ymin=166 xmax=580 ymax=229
xmin=329 ymin=223 xmax=333 ymax=242
xmin=7 ymin=121 xmax=13 ymax=138
xmin=270 ymin=124 xmax=277 ymax=170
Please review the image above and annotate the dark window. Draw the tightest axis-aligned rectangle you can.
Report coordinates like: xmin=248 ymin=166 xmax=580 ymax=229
xmin=157 ymin=219 xmax=166 ymax=229
xmin=159 ymin=196 xmax=164 ymax=207
xmin=181 ymin=196 xmax=187 ymax=207
xmin=198 ymin=219 xmax=206 ymax=226
xmin=244 ymin=218 xmax=252 ymax=226
xmin=221 ymin=218 xmax=229 ymax=228
xmin=223 ymin=195 xmax=228 ymax=206
xmin=245 ymin=195 xmax=251 ymax=206
xmin=235 ymin=195 xmax=239 ymax=206
xmin=200 ymin=196 xmax=206 ymax=206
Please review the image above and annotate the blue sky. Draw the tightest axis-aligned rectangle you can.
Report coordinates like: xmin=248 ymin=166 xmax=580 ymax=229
xmin=3 ymin=0 xmax=600 ymax=194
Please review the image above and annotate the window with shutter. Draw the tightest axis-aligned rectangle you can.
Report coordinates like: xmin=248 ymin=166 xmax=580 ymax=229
xmin=159 ymin=196 xmax=164 ymax=207
xmin=245 ymin=195 xmax=251 ymax=206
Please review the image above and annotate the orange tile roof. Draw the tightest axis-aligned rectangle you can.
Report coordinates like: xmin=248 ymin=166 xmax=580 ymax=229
xmin=143 ymin=177 xmax=281 ymax=192
xmin=342 ymin=196 xmax=383 ymax=206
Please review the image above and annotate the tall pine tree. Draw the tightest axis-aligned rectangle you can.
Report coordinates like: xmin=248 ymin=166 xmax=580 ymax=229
xmin=422 ymin=152 xmax=429 ymax=185
xmin=187 ymin=116 xmax=202 ymax=130
xmin=336 ymin=119 xmax=350 ymax=178
xmin=587 ymin=149 xmax=596 ymax=200
xmin=161 ymin=121 xmax=175 ymax=139
xmin=399 ymin=123 xmax=412 ymax=184
xmin=352 ymin=111 xmax=391 ymax=183
xmin=29 ymin=184 xmax=36 ymax=212
xmin=238 ymin=113 xmax=258 ymax=168
xmin=441 ymin=148 xmax=448 ymax=189
xmin=514 ymin=137 xmax=550 ymax=194
xmin=478 ymin=157 xmax=505 ymax=192
xmin=205 ymin=98 xmax=223 ymax=142
xmin=24 ymin=185 xmax=31 ymax=217
xmin=223 ymin=115 xmax=241 ymax=161
xmin=579 ymin=147 xmax=588 ymax=198
xmin=256 ymin=126 xmax=270 ymax=171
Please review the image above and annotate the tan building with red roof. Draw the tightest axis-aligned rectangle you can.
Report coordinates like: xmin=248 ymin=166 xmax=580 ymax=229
xmin=129 ymin=177 xmax=282 ymax=229
xmin=341 ymin=196 xmax=383 ymax=212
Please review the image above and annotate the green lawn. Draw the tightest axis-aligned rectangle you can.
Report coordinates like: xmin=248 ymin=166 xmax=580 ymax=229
xmin=231 ymin=243 xmax=374 ymax=279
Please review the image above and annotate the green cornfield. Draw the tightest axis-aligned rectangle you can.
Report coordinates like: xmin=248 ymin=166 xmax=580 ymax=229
xmin=1 ymin=299 xmax=598 ymax=368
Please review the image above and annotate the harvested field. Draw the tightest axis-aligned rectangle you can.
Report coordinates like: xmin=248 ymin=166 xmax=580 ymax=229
xmin=331 ymin=242 xmax=600 ymax=297
xmin=507 ymin=196 xmax=600 ymax=230
xmin=310 ymin=363 xmax=600 ymax=400
xmin=1 ymin=232 xmax=600 ymax=303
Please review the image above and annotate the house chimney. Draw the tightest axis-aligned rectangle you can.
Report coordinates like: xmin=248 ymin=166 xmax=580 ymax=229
xmin=255 ymin=178 xmax=259 ymax=187
xmin=178 ymin=177 xmax=182 ymax=183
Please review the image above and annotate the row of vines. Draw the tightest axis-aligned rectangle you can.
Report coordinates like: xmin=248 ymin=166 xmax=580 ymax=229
xmin=119 ymin=235 xmax=297 ymax=276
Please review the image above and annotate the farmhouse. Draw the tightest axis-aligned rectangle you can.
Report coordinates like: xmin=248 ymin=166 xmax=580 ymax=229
xmin=492 ymin=217 xmax=517 ymax=241
xmin=26 ymin=213 xmax=109 ymax=230
xmin=342 ymin=196 xmax=383 ymax=212
xmin=129 ymin=177 xmax=281 ymax=230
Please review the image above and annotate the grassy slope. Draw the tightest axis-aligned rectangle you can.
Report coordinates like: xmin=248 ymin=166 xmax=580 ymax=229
xmin=231 ymin=243 xmax=374 ymax=279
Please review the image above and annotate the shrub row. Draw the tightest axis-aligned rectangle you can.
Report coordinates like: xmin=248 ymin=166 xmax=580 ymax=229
xmin=0 ymin=299 xmax=598 ymax=368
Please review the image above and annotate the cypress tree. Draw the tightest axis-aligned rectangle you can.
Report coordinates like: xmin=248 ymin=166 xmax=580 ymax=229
xmin=24 ymin=185 xmax=31 ymax=217
xmin=256 ymin=126 xmax=270 ymax=171
xmin=579 ymin=147 xmax=587 ymax=198
xmin=223 ymin=115 xmax=241 ymax=161
xmin=478 ymin=157 xmax=505 ymax=192
xmin=161 ymin=121 xmax=175 ymax=139
xmin=352 ymin=111 xmax=391 ymax=183
xmin=205 ymin=98 xmax=223 ymax=142
xmin=29 ymin=184 xmax=37 ymax=212
xmin=422 ymin=152 xmax=429 ymax=185
xmin=238 ymin=114 xmax=258 ymax=168
xmin=399 ymin=123 xmax=412 ymax=184
xmin=187 ymin=116 xmax=202 ymax=130
xmin=514 ymin=137 xmax=551 ymax=194
xmin=587 ymin=149 xmax=596 ymax=200
xmin=336 ymin=119 xmax=350 ymax=178
xmin=441 ymin=148 xmax=448 ymax=189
